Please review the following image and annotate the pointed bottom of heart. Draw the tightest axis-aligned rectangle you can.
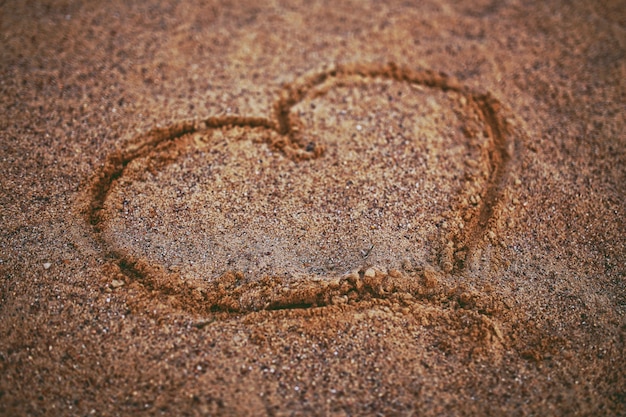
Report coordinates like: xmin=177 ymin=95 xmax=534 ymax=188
xmin=105 ymin=254 xmax=548 ymax=362
xmin=106 ymin=254 xmax=495 ymax=314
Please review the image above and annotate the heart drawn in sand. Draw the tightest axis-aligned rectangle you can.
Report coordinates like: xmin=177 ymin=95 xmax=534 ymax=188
xmin=86 ymin=63 xmax=513 ymax=314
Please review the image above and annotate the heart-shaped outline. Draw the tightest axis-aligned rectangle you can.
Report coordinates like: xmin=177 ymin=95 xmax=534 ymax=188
xmin=86 ymin=62 xmax=512 ymax=314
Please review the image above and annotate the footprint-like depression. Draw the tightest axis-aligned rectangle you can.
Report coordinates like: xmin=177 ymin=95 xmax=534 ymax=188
xmin=87 ymin=63 xmax=512 ymax=313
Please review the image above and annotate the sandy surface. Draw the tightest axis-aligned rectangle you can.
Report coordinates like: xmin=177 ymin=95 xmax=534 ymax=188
xmin=1 ymin=1 xmax=625 ymax=415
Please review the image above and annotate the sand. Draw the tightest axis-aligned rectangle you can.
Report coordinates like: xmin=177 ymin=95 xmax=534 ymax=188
xmin=1 ymin=1 xmax=625 ymax=415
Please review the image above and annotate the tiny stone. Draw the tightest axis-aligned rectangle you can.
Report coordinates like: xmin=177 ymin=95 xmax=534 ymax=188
xmin=423 ymin=266 xmax=439 ymax=288
xmin=388 ymin=269 xmax=402 ymax=278
xmin=364 ymin=268 xmax=376 ymax=278
xmin=111 ymin=279 xmax=125 ymax=288
xmin=331 ymin=295 xmax=348 ymax=305
xmin=492 ymin=323 xmax=504 ymax=340
xmin=43 ymin=263 xmax=52 ymax=270
xmin=398 ymin=292 xmax=413 ymax=302
xmin=328 ymin=279 xmax=341 ymax=290
xmin=345 ymin=270 xmax=360 ymax=281
xmin=402 ymin=259 xmax=413 ymax=271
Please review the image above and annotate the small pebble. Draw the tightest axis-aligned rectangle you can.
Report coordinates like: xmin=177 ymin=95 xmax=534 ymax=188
xmin=423 ymin=265 xmax=439 ymax=288
xmin=331 ymin=295 xmax=348 ymax=305
xmin=328 ymin=279 xmax=341 ymax=290
xmin=111 ymin=279 xmax=125 ymax=288
xmin=402 ymin=259 xmax=413 ymax=271
xmin=43 ymin=263 xmax=52 ymax=270
xmin=388 ymin=269 xmax=402 ymax=278
xmin=364 ymin=268 xmax=376 ymax=278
